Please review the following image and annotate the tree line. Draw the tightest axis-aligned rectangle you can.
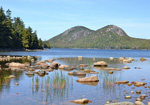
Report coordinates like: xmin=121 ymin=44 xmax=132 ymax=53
xmin=0 ymin=7 xmax=49 ymax=49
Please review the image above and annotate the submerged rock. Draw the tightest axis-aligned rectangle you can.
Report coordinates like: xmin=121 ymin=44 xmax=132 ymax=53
xmin=123 ymin=66 xmax=130 ymax=69
xmin=84 ymin=69 xmax=98 ymax=74
xmin=68 ymin=71 xmax=86 ymax=76
xmin=103 ymin=68 xmax=121 ymax=71
xmin=80 ymin=64 xmax=88 ymax=67
xmin=115 ymin=81 xmax=129 ymax=84
xmin=76 ymin=75 xmax=99 ymax=82
xmin=77 ymin=81 xmax=98 ymax=86
xmin=105 ymin=101 xmax=134 ymax=105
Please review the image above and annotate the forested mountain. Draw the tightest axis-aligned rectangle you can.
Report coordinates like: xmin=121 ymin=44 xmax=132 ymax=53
xmin=0 ymin=7 xmax=43 ymax=49
xmin=48 ymin=25 xmax=150 ymax=49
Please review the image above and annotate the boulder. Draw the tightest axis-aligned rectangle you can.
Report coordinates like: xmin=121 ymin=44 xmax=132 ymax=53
xmin=59 ymin=65 xmax=69 ymax=69
xmin=8 ymin=75 xmax=16 ymax=78
xmin=49 ymin=62 xmax=60 ymax=69
xmin=40 ymin=63 xmax=49 ymax=69
xmin=134 ymin=81 xmax=147 ymax=87
xmin=76 ymin=75 xmax=99 ymax=82
xmin=26 ymin=71 xmax=34 ymax=75
xmin=70 ymin=98 xmax=91 ymax=104
xmin=8 ymin=62 xmax=28 ymax=67
xmin=94 ymin=61 xmax=107 ymax=67
xmin=38 ymin=70 xmax=46 ymax=76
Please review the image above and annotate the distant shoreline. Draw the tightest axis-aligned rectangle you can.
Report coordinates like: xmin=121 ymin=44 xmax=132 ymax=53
xmin=50 ymin=48 xmax=150 ymax=50
xmin=0 ymin=48 xmax=44 ymax=52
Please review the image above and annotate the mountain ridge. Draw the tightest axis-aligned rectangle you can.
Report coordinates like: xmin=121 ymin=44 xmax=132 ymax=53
xmin=47 ymin=25 xmax=150 ymax=49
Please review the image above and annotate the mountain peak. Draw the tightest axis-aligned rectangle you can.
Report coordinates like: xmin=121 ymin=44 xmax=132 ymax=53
xmin=103 ymin=25 xmax=128 ymax=36
xmin=60 ymin=26 xmax=94 ymax=40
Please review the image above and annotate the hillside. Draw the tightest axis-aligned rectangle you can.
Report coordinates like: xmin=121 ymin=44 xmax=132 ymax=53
xmin=48 ymin=25 xmax=150 ymax=49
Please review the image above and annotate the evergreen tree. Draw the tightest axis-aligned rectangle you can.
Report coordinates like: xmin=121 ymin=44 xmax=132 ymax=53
xmin=0 ymin=7 xmax=43 ymax=49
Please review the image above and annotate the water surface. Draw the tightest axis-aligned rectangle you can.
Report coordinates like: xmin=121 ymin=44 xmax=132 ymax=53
xmin=0 ymin=49 xmax=150 ymax=105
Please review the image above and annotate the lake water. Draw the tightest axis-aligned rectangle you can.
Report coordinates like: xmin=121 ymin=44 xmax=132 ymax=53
xmin=0 ymin=49 xmax=150 ymax=105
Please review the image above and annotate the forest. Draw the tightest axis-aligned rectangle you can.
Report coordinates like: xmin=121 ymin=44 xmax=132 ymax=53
xmin=0 ymin=7 xmax=49 ymax=50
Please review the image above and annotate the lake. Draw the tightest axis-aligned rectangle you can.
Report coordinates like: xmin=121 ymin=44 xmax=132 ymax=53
xmin=0 ymin=49 xmax=150 ymax=105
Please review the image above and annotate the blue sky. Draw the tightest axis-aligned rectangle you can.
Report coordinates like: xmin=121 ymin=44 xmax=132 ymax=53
xmin=1 ymin=0 xmax=150 ymax=40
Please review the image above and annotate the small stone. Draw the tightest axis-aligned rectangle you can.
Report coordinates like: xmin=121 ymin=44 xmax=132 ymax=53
xmin=128 ymin=83 xmax=132 ymax=86
xmin=125 ymin=96 xmax=132 ymax=99
xmin=123 ymin=66 xmax=130 ymax=69
xmin=131 ymin=91 xmax=134 ymax=94
xmin=136 ymin=90 xmax=141 ymax=94
xmin=16 ymin=83 xmax=19 ymax=85
xmin=140 ymin=94 xmax=146 ymax=99
xmin=136 ymin=98 xmax=141 ymax=101
xmin=107 ymin=71 xmax=113 ymax=74
xmin=106 ymin=101 xmax=110 ymax=104
xmin=126 ymin=92 xmax=129 ymax=94
xmin=141 ymin=79 xmax=145 ymax=81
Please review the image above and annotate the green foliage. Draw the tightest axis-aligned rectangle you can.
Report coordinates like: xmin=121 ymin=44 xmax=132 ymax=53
xmin=48 ymin=25 xmax=150 ymax=49
xmin=0 ymin=7 xmax=43 ymax=49
xmin=42 ymin=40 xmax=51 ymax=48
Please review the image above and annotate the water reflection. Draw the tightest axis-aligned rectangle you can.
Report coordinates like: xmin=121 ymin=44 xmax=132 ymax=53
xmin=31 ymin=71 xmax=73 ymax=104
xmin=0 ymin=55 xmax=150 ymax=105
